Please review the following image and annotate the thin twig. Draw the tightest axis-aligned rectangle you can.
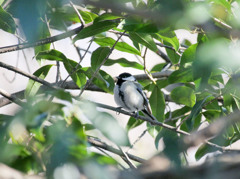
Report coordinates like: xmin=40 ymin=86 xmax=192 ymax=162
xmin=142 ymin=47 xmax=156 ymax=84
xmin=213 ymin=17 xmax=232 ymax=30
xmin=60 ymin=37 xmax=94 ymax=88
xmin=87 ymin=136 xmax=145 ymax=163
xmin=44 ymin=14 xmax=61 ymax=83
xmin=95 ymin=146 xmax=126 ymax=169
xmin=69 ymin=1 xmax=85 ymax=26
xmin=117 ymin=145 xmax=137 ymax=169
xmin=0 ymin=22 xmax=93 ymax=54
xmin=127 ymin=129 xmax=148 ymax=153
xmin=78 ymin=30 xmax=126 ymax=97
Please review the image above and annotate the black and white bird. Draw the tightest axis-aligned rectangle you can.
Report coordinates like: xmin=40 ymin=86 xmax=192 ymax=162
xmin=114 ymin=72 xmax=156 ymax=121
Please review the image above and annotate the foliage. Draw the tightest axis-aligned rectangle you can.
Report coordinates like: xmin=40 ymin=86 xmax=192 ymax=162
xmin=1 ymin=0 xmax=240 ymax=178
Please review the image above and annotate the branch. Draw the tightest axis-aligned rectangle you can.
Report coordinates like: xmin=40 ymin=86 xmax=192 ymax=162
xmin=0 ymin=61 xmax=60 ymax=90
xmin=0 ymin=89 xmax=24 ymax=106
xmin=87 ymin=136 xmax=145 ymax=163
xmin=0 ymin=22 xmax=93 ymax=54
xmin=129 ymin=152 xmax=240 ymax=179
xmin=0 ymin=71 xmax=173 ymax=108
xmin=182 ymin=110 xmax=240 ymax=150
xmin=93 ymin=101 xmax=229 ymax=152
xmin=78 ymin=30 xmax=126 ymax=97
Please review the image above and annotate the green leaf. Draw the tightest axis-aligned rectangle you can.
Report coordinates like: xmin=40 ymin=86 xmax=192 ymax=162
xmin=166 ymin=46 xmax=180 ymax=64
xmin=156 ymin=79 xmax=169 ymax=89
xmin=170 ymin=86 xmax=196 ymax=107
xmin=83 ymin=124 xmax=95 ymax=131
xmin=157 ymin=31 xmax=179 ymax=51
xmin=25 ymin=65 xmax=53 ymax=98
xmin=48 ymin=90 xmax=72 ymax=103
xmin=36 ymin=49 xmax=67 ymax=62
xmin=63 ymin=59 xmax=87 ymax=89
xmin=73 ymin=20 xmax=118 ymax=41
xmin=82 ymin=67 xmax=114 ymax=93
xmin=151 ymin=63 xmax=167 ymax=72
xmin=91 ymin=47 xmax=111 ymax=71
xmin=168 ymin=67 xmax=193 ymax=84
xmin=94 ymin=37 xmax=141 ymax=56
xmin=126 ymin=116 xmax=144 ymax=131
xmin=129 ymin=32 xmax=158 ymax=52
xmin=0 ymin=6 xmax=16 ymax=33
xmin=80 ymin=102 xmax=129 ymax=146
xmin=104 ymin=58 xmax=143 ymax=70
xmin=147 ymin=123 xmax=161 ymax=138
xmin=195 ymin=144 xmax=208 ymax=161
xmin=186 ymin=95 xmax=211 ymax=130
xmin=34 ymin=21 xmax=51 ymax=56
xmin=122 ymin=17 xmax=158 ymax=33
xmin=149 ymin=86 xmax=165 ymax=121
xmin=94 ymin=13 xmax=122 ymax=23
xmin=180 ymin=43 xmax=198 ymax=65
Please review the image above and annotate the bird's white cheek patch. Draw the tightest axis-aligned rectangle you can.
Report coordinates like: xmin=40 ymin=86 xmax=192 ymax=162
xmin=122 ymin=76 xmax=136 ymax=81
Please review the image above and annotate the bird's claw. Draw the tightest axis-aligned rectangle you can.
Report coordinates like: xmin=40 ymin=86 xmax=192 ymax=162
xmin=116 ymin=107 xmax=122 ymax=115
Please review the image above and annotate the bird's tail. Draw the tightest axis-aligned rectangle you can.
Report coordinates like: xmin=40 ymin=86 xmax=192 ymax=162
xmin=142 ymin=109 xmax=157 ymax=121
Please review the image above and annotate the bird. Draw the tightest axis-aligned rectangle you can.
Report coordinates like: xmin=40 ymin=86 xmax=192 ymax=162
xmin=114 ymin=72 xmax=156 ymax=121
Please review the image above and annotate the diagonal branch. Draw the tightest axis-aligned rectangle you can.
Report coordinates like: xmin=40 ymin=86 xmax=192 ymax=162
xmin=78 ymin=30 xmax=126 ymax=97
xmin=183 ymin=110 xmax=240 ymax=150
xmin=0 ymin=61 xmax=60 ymax=90
xmin=87 ymin=136 xmax=146 ymax=163
xmin=0 ymin=22 xmax=93 ymax=54
xmin=0 ymin=89 xmax=24 ymax=106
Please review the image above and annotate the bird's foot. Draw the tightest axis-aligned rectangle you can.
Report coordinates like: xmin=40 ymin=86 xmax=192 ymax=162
xmin=133 ymin=111 xmax=139 ymax=118
xmin=116 ymin=107 xmax=122 ymax=115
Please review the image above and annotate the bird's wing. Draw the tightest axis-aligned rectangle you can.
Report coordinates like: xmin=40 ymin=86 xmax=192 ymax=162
xmin=135 ymin=82 xmax=152 ymax=115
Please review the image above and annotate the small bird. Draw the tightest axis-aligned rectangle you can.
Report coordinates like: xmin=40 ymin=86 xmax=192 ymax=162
xmin=114 ymin=72 xmax=156 ymax=121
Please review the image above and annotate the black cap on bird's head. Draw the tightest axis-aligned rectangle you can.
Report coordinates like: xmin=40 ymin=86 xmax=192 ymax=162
xmin=116 ymin=72 xmax=136 ymax=85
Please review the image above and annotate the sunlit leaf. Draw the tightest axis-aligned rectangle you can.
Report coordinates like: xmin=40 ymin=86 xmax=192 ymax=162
xmin=34 ymin=21 xmax=51 ymax=56
xmin=73 ymin=20 xmax=118 ymax=41
xmin=82 ymin=67 xmax=114 ymax=93
xmin=150 ymin=86 xmax=165 ymax=121
xmin=186 ymin=95 xmax=211 ymax=130
xmin=94 ymin=13 xmax=122 ymax=23
xmin=168 ymin=67 xmax=193 ymax=83
xmin=63 ymin=59 xmax=87 ymax=89
xmin=91 ymin=47 xmax=111 ymax=71
xmin=122 ymin=17 xmax=158 ymax=33
xmin=180 ymin=43 xmax=198 ymax=65
xmin=94 ymin=37 xmax=141 ymax=55
xmin=0 ymin=6 xmax=16 ymax=33
xmin=25 ymin=65 xmax=53 ymax=98
xmin=129 ymin=32 xmax=158 ymax=52
xmin=104 ymin=58 xmax=143 ymax=70
xmin=36 ymin=49 xmax=67 ymax=62
xmin=126 ymin=116 xmax=144 ymax=131
xmin=170 ymin=86 xmax=196 ymax=107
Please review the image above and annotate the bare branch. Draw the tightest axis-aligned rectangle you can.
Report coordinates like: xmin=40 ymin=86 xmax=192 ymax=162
xmin=183 ymin=110 xmax=240 ymax=150
xmin=0 ymin=89 xmax=24 ymax=106
xmin=0 ymin=61 xmax=60 ymax=90
xmin=87 ymin=136 xmax=145 ymax=163
xmin=78 ymin=30 xmax=126 ymax=97
xmin=0 ymin=71 xmax=173 ymax=108
xmin=0 ymin=22 xmax=93 ymax=54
